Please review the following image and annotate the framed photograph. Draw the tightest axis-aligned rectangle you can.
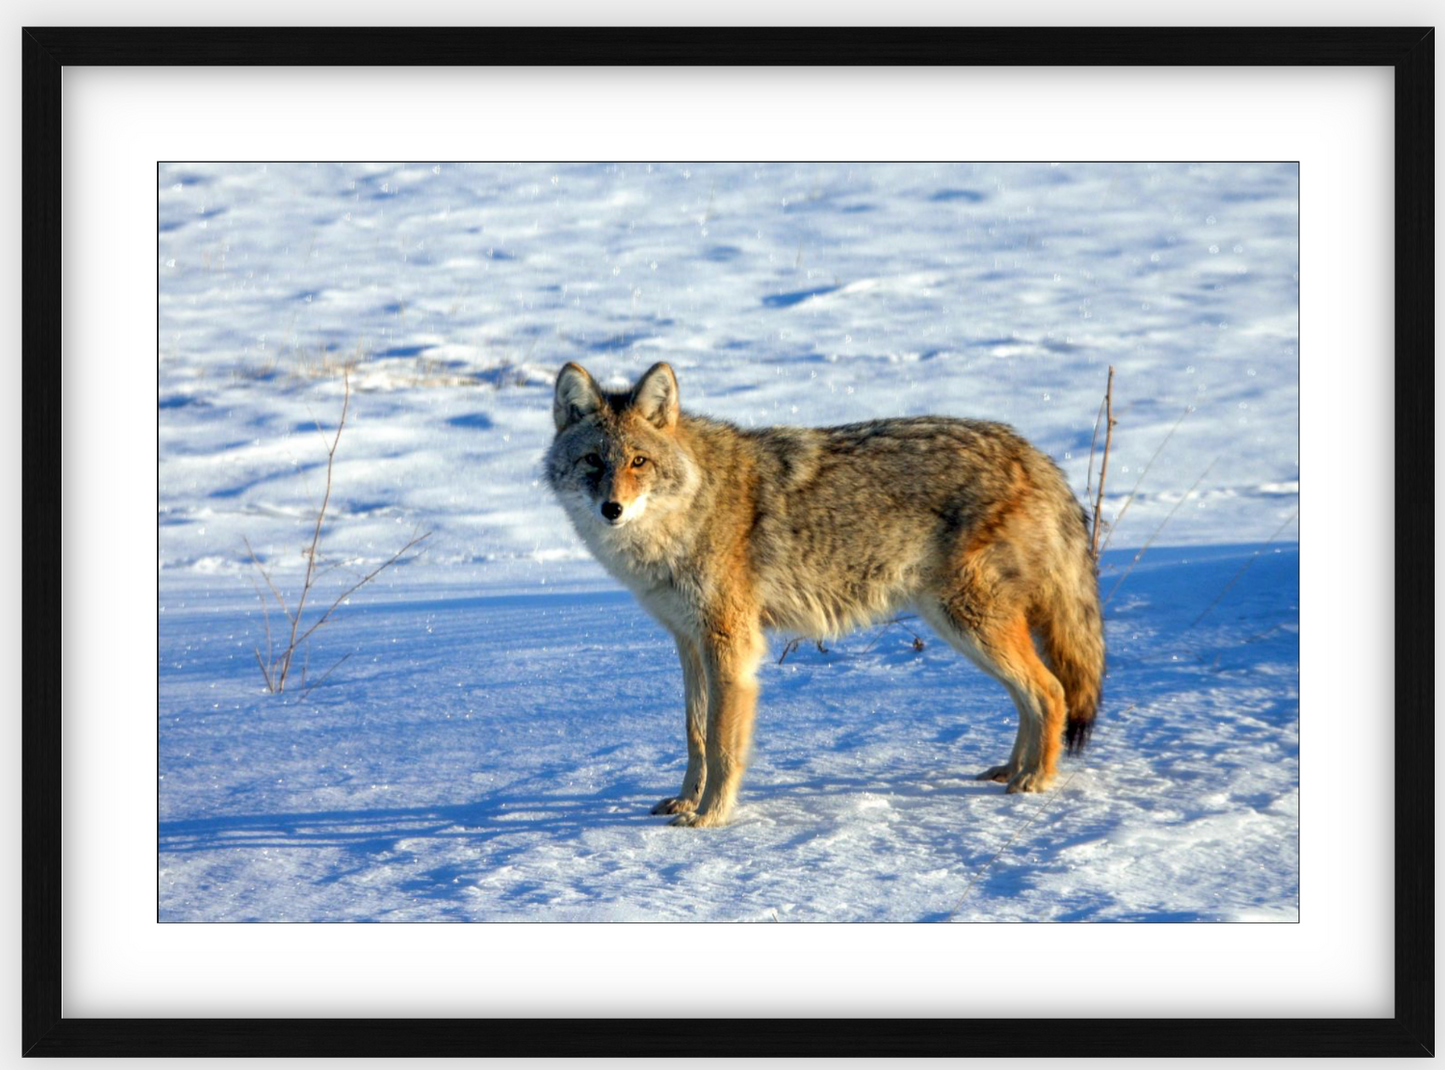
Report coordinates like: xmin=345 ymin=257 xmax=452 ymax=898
xmin=24 ymin=26 xmax=1432 ymax=1057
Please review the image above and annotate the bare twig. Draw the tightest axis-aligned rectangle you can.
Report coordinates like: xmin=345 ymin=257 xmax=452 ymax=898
xmin=287 ymin=530 xmax=431 ymax=653
xmin=246 ymin=571 xmax=277 ymax=673
xmin=778 ymin=618 xmax=919 ymax=664
xmin=242 ymin=371 xmax=431 ymax=693
xmin=244 ymin=536 xmax=291 ymax=621
xmin=276 ymin=372 xmax=351 ymax=692
xmin=860 ymin=616 xmax=924 ymax=655
xmin=301 ymin=652 xmax=352 ymax=701
xmin=1099 ymin=404 xmax=1191 ymax=557
xmin=1089 ymin=366 xmax=1116 ymax=560
xmin=252 ymin=648 xmax=274 ymax=693
xmin=305 ymin=407 xmax=334 ymax=453
xmin=1084 ymin=395 xmax=1106 ymax=500
xmin=311 ymin=557 xmax=362 ymax=584
xmin=1103 ymin=457 xmax=1219 ymax=609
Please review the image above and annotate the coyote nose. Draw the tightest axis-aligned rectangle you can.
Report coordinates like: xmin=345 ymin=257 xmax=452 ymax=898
xmin=600 ymin=501 xmax=623 ymax=521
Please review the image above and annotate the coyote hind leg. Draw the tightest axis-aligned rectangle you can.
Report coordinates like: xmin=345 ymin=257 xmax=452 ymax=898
xmin=925 ymin=605 xmax=1067 ymax=794
xmin=979 ymin=713 xmax=1030 ymax=784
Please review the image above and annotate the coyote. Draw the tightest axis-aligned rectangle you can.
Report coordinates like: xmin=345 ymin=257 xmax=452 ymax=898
xmin=545 ymin=362 xmax=1104 ymax=828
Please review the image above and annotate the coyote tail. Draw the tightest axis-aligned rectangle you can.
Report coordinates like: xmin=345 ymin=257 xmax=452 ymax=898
xmin=1038 ymin=514 xmax=1106 ymax=754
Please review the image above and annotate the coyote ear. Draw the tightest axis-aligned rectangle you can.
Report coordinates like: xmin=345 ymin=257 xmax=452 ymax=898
xmin=553 ymin=363 xmax=602 ymax=431
xmin=629 ymin=362 xmax=679 ymax=430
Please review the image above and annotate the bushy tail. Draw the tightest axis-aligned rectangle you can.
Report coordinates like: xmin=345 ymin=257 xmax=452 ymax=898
xmin=1038 ymin=529 xmax=1106 ymax=754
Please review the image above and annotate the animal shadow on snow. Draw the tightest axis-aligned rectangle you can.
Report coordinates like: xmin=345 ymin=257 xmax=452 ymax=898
xmin=157 ymin=773 xmax=679 ymax=904
xmin=157 ymin=760 xmax=1003 ymax=907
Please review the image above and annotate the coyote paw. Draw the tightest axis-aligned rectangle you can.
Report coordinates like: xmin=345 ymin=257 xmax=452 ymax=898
xmin=650 ymin=795 xmax=698 ymax=815
xmin=668 ymin=809 xmax=729 ymax=828
xmin=1005 ymin=770 xmax=1054 ymax=794
xmin=978 ymin=765 xmax=1017 ymax=784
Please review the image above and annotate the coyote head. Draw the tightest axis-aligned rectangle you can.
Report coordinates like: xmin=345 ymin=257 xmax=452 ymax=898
xmin=544 ymin=361 xmax=697 ymax=531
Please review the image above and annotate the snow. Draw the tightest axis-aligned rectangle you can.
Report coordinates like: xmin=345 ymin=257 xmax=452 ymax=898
xmin=159 ymin=163 xmax=1299 ymax=922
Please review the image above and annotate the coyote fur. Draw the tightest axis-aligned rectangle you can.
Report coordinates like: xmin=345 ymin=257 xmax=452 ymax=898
xmin=545 ymin=362 xmax=1105 ymax=828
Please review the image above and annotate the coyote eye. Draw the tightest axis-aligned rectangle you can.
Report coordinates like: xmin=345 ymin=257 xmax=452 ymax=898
xmin=631 ymin=456 xmax=648 ymax=468
xmin=583 ymin=453 xmax=603 ymax=468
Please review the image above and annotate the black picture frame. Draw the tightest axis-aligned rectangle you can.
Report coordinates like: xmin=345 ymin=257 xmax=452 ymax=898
xmin=22 ymin=26 xmax=1433 ymax=1058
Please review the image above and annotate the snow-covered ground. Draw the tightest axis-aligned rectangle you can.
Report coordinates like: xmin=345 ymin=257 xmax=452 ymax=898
xmin=159 ymin=163 xmax=1299 ymax=922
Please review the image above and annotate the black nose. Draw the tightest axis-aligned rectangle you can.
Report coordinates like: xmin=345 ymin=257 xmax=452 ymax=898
xmin=600 ymin=501 xmax=623 ymax=521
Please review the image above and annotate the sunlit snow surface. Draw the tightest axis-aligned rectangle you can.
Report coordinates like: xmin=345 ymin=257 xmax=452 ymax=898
xmin=159 ymin=163 xmax=1298 ymax=922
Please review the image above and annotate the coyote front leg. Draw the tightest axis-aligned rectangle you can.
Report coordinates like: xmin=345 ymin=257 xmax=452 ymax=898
xmin=670 ymin=622 xmax=763 ymax=828
xmin=651 ymin=633 xmax=707 ymax=815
